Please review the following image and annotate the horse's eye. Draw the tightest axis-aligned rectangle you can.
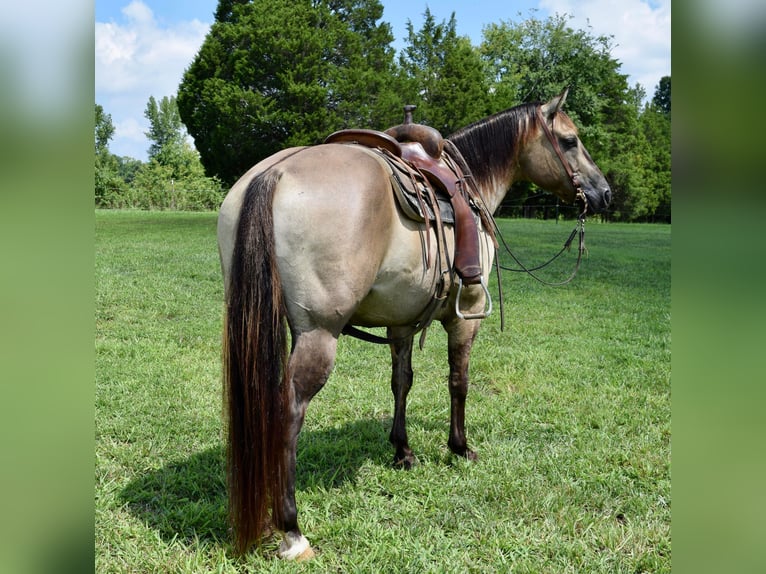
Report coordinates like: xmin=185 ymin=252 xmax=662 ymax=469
xmin=561 ymin=136 xmax=578 ymax=150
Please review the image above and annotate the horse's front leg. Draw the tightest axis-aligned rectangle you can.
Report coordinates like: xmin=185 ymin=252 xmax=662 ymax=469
xmin=388 ymin=329 xmax=416 ymax=469
xmin=444 ymin=319 xmax=481 ymax=460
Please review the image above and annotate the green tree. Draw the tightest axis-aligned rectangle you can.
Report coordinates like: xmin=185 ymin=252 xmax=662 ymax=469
xmin=95 ymin=103 xmax=126 ymax=206
xmin=653 ymin=75 xmax=671 ymax=116
xmin=479 ymin=14 xmax=670 ymax=221
xmin=95 ymin=103 xmax=115 ymax=155
xmin=116 ymin=156 xmax=143 ymax=185
xmin=598 ymin=81 xmax=671 ymax=222
xmin=398 ymin=9 xmax=491 ymax=134
xmin=178 ymin=0 xmax=398 ymax=186
xmin=144 ymin=95 xmax=185 ymax=161
xmin=642 ymin=79 xmax=671 ymax=220
xmin=480 ymin=14 xmax=625 ymax=131
xmin=142 ymin=94 xmax=212 ymax=182
xmin=136 ymin=94 xmax=225 ymax=209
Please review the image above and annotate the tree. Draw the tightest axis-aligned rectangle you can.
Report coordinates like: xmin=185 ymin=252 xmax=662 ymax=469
xmin=95 ymin=103 xmax=115 ymax=155
xmin=135 ymin=94 xmax=225 ymax=209
xmin=653 ymin=76 xmax=671 ymax=116
xmin=178 ymin=0 xmax=399 ymax=186
xmin=596 ymin=80 xmax=671 ymax=222
xmin=144 ymin=95 xmax=186 ymax=162
xmin=398 ymin=9 xmax=491 ymax=134
xmin=643 ymin=78 xmax=671 ymax=220
xmin=142 ymin=94 xmax=209 ymax=182
xmin=95 ymin=103 xmax=126 ymax=206
xmin=480 ymin=14 xmax=627 ymax=129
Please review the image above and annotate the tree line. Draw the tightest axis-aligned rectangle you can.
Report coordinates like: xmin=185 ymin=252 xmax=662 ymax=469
xmin=96 ymin=0 xmax=670 ymax=222
xmin=95 ymin=96 xmax=226 ymax=210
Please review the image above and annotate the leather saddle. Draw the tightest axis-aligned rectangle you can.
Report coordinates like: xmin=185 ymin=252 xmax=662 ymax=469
xmin=324 ymin=122 xmax=483 ymax=285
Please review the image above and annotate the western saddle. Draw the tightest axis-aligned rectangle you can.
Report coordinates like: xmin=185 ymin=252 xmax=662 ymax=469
xmin=324 ymin=107 xmax=491 ymax=288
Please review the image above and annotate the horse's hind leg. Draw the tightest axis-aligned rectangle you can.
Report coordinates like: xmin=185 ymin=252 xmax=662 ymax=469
xmin=444 ymin=319 xmax=480 ymax=461
xmin=388 ymin=329 xmax=416 ymax=469
xmin=276 ymin=328 xmax=337 ymax=560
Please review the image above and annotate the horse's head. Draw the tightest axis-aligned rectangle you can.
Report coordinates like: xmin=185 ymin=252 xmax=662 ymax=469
xmin=519 ymin=89 xmax=612 ymax=214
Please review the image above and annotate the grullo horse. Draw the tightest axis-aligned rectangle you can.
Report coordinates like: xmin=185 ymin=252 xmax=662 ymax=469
xmin=217 ymin=90 xmax=611 ymax=559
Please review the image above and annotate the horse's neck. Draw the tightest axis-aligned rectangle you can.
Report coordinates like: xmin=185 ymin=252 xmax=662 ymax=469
xmin=477 ymin=173 xmax=518 ymax=214
xmin=460 ymin=154 xmax=524 ymax=216
xmin=450 ymin=108 xmax=532 ymax=215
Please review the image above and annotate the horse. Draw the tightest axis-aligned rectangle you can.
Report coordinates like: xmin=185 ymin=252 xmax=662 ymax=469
xmin=217 ymin=89 xmax=611 ymax=559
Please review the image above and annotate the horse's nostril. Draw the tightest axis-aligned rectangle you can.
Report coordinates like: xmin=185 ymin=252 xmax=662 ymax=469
xmin=604 ymin=189 xmax=612 ymax=205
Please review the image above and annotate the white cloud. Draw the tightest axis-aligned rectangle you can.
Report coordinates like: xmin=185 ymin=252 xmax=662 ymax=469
xmin=539 ymin=0 xmax=671 ymax=95
xmin=95 ymin=1 xmax=210 ymax=159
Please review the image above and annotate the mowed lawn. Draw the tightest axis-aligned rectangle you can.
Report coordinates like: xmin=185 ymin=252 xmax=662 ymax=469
xmin=95 ymin=210 xmax=670 ymax=573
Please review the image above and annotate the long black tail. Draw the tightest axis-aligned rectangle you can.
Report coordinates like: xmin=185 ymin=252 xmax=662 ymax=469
xmin=223 ymin=169 xmax=289 ymax=554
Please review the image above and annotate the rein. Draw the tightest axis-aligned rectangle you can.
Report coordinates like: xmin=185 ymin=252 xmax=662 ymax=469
xmin=493 ymin=215 xmax=587 ymax=287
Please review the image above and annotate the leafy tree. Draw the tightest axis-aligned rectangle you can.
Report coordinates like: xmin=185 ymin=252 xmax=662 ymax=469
xmin=653 ymin=76 xmax=671 ymax=116
xmin=95 ymin=103 xmax=115 ymax=155
xmin=480 ymin=14 xmax=626 ymax=131
xmin=398 ymin=9 xmax=491 ymax=134
xmin=599 ymin=81 xmax=671 ymax=222
xmin=116 ymin=156 xmax=143 ymax=185
xmin=642 ymin=80 xmax=671 ymax=220
xmin=136 ymin=94 xmax=225 ymax=209
xmin=480 ymin=14 xmax=635 ymax=216
xmin=178 ymin=0 xmax=399 ymax=186
xmin=144 ymin=95 xmax=185 ymax=161
xmin=95 ymin=103 xmax=126 ymax=206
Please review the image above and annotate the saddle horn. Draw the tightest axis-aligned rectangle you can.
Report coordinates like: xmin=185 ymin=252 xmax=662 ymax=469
xmin=385 ymin=105 xmax=444 ymax=159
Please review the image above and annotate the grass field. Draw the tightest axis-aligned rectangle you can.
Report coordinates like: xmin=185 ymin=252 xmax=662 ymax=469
xmin=95 ymin=210 xmax=670 ymax=573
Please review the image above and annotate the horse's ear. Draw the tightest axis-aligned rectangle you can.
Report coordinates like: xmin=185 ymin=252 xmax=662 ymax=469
xmin=541 ymin=88 xmax=569 ymax=118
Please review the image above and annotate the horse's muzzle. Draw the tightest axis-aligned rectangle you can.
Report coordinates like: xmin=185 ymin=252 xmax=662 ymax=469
xmin=582 ymin=185 xmax=611 ymax=214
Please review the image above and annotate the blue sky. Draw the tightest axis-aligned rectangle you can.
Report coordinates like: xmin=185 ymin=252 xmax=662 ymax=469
xmin=95 ymin=0 xmax=671 ymax=161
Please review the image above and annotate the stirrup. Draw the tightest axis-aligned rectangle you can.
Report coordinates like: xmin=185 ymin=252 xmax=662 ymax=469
xmin=455 ymin=276 xmax=492 ymax=320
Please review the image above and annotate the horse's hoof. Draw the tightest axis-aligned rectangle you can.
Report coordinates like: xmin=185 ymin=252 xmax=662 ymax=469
xmin=278 ymin=532 xmax=313 ymax=560
xmin=296 ymin=546 xmax=315 ymax=561
xmin=393 ymin=452 xmax=416 ymax=469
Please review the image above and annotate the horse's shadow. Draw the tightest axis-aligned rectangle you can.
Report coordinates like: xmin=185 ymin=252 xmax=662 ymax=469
xmin=119 ymin=416 xmax=404 ymax=545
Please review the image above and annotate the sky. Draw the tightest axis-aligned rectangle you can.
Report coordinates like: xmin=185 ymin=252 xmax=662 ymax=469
xmin=95 ymin=0 xmax=671 ymax=161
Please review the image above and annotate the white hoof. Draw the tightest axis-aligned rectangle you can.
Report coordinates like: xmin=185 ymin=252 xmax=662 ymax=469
xmin=278 ymin=532 xmax=314 ymax=561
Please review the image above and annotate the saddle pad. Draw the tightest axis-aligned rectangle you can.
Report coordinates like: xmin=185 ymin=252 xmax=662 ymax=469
xmin=383 ymin=153 xmax=455 ymax=225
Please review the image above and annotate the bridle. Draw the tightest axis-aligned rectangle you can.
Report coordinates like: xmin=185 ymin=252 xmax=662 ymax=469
xmin=535 ymin=106 xmax=589 ymax=218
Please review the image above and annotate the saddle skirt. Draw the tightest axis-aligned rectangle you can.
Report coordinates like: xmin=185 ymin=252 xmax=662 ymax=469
xmin=384 ymin=149 xmax=456 ymax=225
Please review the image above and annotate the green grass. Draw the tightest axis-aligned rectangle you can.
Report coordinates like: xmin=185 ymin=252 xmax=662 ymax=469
xmin=96 ymin=211 xmax=670 ymax=573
